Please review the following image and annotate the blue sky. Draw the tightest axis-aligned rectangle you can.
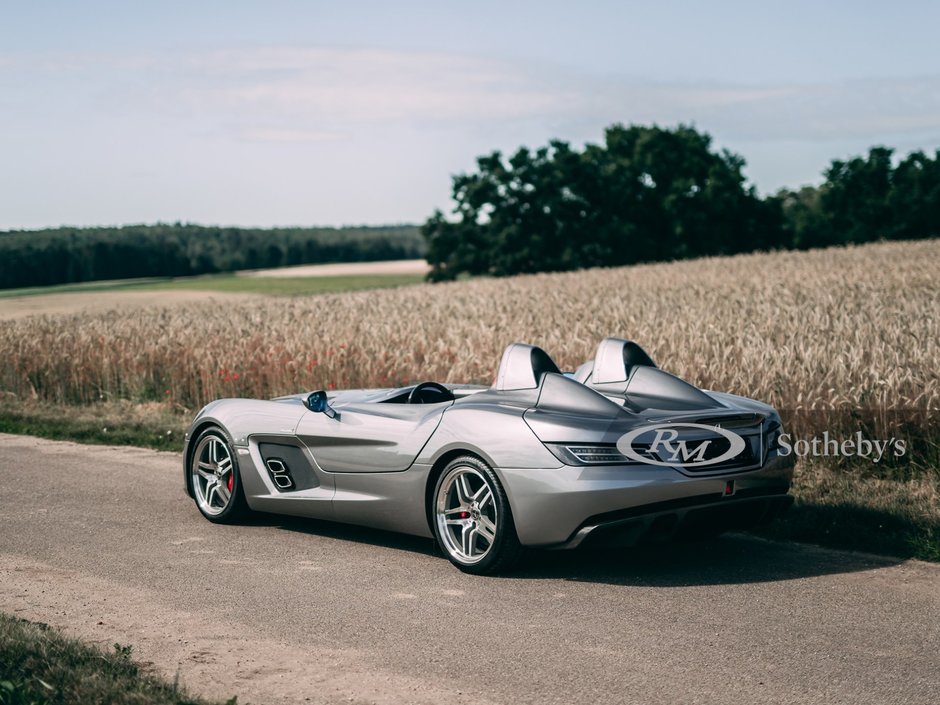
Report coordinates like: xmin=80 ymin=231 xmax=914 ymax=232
xmin=2 ymin=1 xmax=939 ymax=229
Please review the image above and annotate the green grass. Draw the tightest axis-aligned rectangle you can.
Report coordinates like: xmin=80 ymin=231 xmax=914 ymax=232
xmin=0 ymin=273 xmax=426 ymax=299
xmin=0 ymin=613 xmax=233 ymax=705
xmin=133 ymin=273 xmax=425 ymax=296
xmin=0 ymin=400 xmax=189 ymax=452
xmin=752 ymin=458 xmax=940 ymax=562
xmin=0 ymin=279 xmax=164 ymax=299
xmin=756 ymin=499 xmax=940 ymax=563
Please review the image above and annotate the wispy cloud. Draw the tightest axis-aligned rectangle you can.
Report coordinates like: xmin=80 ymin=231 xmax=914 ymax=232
xmin=3 ymin=46 xmax=938 ymax=147
xmin=176 ymin=48 xmax=571 ymax=125
xmin=237 ymin=127 xmax=344 ymax=144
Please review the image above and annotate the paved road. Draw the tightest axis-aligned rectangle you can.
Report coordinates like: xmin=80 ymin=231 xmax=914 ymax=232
xmin=0 ymin=434 xmax=937 ymax=705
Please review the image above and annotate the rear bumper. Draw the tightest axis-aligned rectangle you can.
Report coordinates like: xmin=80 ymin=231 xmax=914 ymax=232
xmin=499 ymin=451 xmax=795 ymax=547
xmin=553 ymin=490 xmax=792 ymax=549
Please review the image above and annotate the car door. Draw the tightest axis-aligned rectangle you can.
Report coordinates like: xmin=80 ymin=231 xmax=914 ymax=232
xmin=295 ymin=401 xmax=451 ymax=473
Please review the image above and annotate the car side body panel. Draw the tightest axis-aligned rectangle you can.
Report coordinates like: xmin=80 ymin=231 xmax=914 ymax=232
xmin=296 ymin=400 xmax=451 ymax=473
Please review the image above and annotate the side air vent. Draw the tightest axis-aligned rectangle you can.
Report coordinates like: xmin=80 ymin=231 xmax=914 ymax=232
xmin=265 ymin=458 xmax=295 ymax=490
xmin=258 ymin=442 xmax=319 ymax=492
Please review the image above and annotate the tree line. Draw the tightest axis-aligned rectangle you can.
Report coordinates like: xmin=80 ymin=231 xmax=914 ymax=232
xmin=422 ymin=124 xmax=940 ymax=280
xmin=0 ymin=223 xmax=423 ymax=289
xmin=4 ymin=127 xmax=936 ymax=290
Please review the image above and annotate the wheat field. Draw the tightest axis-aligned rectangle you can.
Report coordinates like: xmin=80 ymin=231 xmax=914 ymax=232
xmin=2 ymin=239 xmax=938 ymax=557
xmin=2 ymin=239 xmax=937 ymax=426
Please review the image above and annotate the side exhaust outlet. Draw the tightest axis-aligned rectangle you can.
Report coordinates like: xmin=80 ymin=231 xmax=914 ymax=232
xmin=265 ymin=458 xmax=295 ymax=490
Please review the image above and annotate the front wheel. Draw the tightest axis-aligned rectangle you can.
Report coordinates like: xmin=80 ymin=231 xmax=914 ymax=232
xmin=432 ymin=456 xmax=521 ymax=574
xmin=189 ymin=427 xmax=249 ymax=523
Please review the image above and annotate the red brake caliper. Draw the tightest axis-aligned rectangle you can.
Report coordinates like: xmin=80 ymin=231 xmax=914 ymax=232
xmin=227 ymin=473 xmax=234 ymax=492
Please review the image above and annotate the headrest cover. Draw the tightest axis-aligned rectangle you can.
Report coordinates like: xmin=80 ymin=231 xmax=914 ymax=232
xmin=572 ymin=361 xmax=594 ymax=384
xmin=495 ymin=343 xmax=561 ymax=391
xmin=592 ymin=337 xmax=656 ymax=384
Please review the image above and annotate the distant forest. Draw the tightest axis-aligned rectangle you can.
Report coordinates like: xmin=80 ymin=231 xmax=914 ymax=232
xmin=0 ymin=223 xmax=424 ymax=289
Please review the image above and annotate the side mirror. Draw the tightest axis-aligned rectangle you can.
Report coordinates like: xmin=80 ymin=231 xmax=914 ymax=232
xmin=306 ymin=390 xmax=337 ymax=419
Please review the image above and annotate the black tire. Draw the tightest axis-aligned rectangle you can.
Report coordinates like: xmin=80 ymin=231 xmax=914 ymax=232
xmin=188 ymin=426 xmax=250 ymax=524
xmin=431 ymin=455 xmax=522 ymax=575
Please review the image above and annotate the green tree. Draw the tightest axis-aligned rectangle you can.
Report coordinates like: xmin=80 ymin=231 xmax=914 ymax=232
xmin=776 ymin=185 xmax=830 ymax=249
xmin=778 ymin=147 xmax=940 ymax=250
xmin=423 ymin=124 xmax=784 ymax=280
xmin=819 ymin=146 xmax=895 ymax=245
xmin=889 ymin=150 xmax=940 ymax=241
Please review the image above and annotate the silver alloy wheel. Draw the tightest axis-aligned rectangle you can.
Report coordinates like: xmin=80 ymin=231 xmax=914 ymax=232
xmin=435 ymin=465 xmax=498 ymax=565
xmin=191 ymin=434 xmax=235 ymax=517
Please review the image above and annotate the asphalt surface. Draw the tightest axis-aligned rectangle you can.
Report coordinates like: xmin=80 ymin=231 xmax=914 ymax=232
xmin=0 ymin=433 xmax=937 ymax=705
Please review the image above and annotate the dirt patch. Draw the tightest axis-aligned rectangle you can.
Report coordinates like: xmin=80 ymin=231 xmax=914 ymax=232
xmin=241 ymin=259 xmax=429 ymax=278
xmin=0 ymin=290 xmax=263 ymax=321
xmin=0 ymin=555 xmax=491 ymax=705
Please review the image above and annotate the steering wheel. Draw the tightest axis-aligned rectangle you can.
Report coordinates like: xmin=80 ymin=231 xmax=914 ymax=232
xmin=407 ymin=381 xmax=455 ymax=405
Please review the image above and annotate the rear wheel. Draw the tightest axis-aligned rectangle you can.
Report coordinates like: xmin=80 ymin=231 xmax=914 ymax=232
xmin=432 ymin=456 xmax=521 ymax=574
xmin=189 ymin=427 xmax=249 ymax=523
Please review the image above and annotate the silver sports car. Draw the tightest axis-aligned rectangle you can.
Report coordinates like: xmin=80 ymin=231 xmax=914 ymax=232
xmin=183 ymin=337 xmax=794 ymax=574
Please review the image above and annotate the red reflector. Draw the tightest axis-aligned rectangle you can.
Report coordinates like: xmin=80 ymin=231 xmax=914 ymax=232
xmin=724 ymin=481 xmax=734 ymax=496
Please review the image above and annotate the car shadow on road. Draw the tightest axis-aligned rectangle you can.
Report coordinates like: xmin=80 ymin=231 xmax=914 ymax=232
xmin=512 ymin=534 xmax=902 ymax=587
xmin=250 ymin=512 xmax=439 ymax=555
xmin=254 ymin=513 xmax=901 ymax=587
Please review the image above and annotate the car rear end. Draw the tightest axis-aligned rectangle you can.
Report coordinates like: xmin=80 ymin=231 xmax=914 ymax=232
xmin=504 ymin=404 xmax=794 ymax=548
